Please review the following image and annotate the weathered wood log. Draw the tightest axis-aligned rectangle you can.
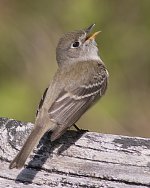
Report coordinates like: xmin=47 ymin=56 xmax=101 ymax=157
xmin=0 ymin=117 xmax=150 ymax=187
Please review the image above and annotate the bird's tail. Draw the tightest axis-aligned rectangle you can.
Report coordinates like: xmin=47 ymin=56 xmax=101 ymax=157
xmin=9 ymin=122 xmax=53 ymax=169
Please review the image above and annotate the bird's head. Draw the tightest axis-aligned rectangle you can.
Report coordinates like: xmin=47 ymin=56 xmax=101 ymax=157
xmin=56 ymin=24 xmax=101 ymax=66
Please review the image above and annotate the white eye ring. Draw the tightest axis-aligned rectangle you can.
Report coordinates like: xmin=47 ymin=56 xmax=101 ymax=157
xmin=71 ymin=41 xmax=81 ymax=48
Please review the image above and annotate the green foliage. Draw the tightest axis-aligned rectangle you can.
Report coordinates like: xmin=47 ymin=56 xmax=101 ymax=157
xmin=0 ymin=0 xmax=150 ymax=136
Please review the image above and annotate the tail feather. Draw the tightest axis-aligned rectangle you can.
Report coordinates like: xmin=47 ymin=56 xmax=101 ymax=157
xmin=9 ymin=123 xmax=51 ymax=169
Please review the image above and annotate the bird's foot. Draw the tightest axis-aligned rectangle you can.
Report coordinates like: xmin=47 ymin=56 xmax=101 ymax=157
xmin=73 ymin=124 xmax=89 ymax=133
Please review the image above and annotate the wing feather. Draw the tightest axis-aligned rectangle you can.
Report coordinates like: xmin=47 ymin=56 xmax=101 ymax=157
xmin=48 ymin=65 xmax=108 ymax=141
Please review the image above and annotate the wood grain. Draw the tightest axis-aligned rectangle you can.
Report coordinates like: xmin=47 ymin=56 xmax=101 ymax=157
xmin=0 ymin=117 xmax=150 ymax=187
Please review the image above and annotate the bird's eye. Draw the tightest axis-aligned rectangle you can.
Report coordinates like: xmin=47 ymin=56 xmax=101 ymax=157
xmin=71 ymin=41 xmax=80 ymax=48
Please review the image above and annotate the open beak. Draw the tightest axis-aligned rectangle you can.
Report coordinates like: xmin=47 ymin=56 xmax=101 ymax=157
xmin=84 ymin=24 xmax=101 ymax=41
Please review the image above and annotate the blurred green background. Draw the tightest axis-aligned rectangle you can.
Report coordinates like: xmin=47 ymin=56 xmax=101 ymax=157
xmin=0 ymin=0 xmax=150 ymax=137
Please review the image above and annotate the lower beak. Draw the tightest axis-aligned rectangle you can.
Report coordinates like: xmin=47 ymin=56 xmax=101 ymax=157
xmin=86 ymin=31 xmax=101 ymax=41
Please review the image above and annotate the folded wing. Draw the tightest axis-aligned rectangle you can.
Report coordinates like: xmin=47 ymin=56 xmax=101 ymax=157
xmin=48 ymin=66 xmax=108 ymax=141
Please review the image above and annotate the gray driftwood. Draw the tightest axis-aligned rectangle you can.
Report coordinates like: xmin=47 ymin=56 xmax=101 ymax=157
xmin=0 ymin=117 xmax=150 ymax=188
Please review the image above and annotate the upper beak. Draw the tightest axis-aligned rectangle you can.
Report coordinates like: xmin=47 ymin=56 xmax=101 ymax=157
xmin=85 ymin=24 xmax=95 ymax=34
xmin=84 ymin=24 xmax=101 ymax=41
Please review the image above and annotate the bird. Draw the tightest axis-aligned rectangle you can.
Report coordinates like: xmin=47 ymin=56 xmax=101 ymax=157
xmin=9 ymin=24 xmax=109 ymax=169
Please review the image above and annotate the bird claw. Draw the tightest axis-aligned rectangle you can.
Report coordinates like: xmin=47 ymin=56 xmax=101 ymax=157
xmin=73 ymin=124 xmax=89 ymax=132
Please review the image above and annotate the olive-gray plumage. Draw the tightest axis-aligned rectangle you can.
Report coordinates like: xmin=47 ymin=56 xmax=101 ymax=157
xmin=9 ymin=24 xmax=108 ymax=169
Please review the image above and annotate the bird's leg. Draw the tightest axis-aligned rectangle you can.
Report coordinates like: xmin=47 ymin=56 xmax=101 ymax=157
xmin=73 ymin=124 xmax=80 ymax=131
xmin=73 ymin=124 xmax=89 ymax=132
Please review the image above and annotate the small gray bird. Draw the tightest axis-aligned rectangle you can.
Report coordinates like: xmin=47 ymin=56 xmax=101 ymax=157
xmin=9 ymin=24 xmax=109 ymax=169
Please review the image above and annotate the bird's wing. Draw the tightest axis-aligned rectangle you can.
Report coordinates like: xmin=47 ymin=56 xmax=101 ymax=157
xmin=48 ymin=67 xmax=108 ymax=141
xmin=36 ymin=87 xmax=48 ymax=117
